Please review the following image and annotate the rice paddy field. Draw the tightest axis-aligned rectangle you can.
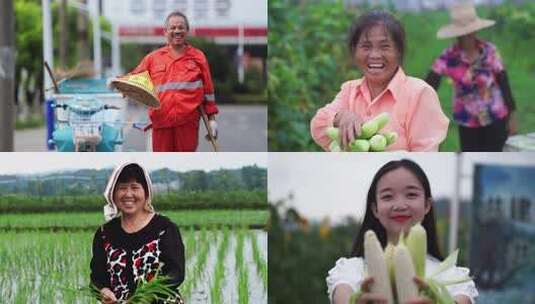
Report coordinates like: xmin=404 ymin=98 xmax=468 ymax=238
xmin=0 ymin=210 xmax=268 ymax=304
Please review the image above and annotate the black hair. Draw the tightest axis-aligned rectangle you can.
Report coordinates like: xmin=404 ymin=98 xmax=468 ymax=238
xmin=115 ymin=163 xmax=149 ymax=196
xmin=348 ymin=10 xmax=406 ymax=64
xmin=351 ymin=159 xmax=443 ymax=260
xmin=165 ymin=10 xmax=190 ymax=31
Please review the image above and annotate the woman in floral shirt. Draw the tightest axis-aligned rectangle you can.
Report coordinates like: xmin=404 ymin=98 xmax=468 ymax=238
xmin=425 ymin=3 xmax=517 ymax=151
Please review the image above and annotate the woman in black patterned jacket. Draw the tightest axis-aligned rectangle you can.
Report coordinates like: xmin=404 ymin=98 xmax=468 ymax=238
xmin=90 ymin=162 xmax=185 ymax=304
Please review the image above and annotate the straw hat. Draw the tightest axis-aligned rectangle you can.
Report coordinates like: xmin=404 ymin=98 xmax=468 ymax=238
xmin=437 ymin=2 xmax=495 ymax=39
xmin=110 ymin=71 xmax=160 ymax=108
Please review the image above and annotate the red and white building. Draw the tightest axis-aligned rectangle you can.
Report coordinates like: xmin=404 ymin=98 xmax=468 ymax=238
xmin=103 ymin=0 xmax=267 ymax=45
xmin=102 ymin=0 xmax=267 ymax=77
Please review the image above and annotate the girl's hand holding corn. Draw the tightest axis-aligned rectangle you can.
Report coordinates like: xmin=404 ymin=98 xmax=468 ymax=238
xmin=352 ymin=277 xmax=388 ymax=304
xmin=401 ymin=277 xmax=433 ymax=304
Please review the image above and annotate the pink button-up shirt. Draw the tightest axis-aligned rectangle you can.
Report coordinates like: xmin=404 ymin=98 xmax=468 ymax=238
xmin=310 ymin=68 xmax=449 ymax=151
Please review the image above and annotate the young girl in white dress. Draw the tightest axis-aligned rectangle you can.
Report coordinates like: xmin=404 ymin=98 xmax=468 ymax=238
xmin=326 ymin=159 xmax=478 ymax=304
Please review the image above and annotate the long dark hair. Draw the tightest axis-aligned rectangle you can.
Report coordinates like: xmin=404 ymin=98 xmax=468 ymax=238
xmin=351 ymin=159 xmax=443 ymax=260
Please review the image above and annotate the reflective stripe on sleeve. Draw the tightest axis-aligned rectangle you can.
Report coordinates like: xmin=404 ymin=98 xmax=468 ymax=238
xmin=204 ymin=94 xmax=215 ymax=101
xmin=157 ymin=80 xmax=203 ymax=93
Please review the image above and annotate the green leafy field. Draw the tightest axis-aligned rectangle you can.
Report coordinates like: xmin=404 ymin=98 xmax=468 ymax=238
xmin=0 ymin=210 xmax=269 ymax=230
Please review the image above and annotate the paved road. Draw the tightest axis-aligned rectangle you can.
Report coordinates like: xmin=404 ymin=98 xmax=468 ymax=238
xmin=14 ymin=104 xmax=267 ymax=152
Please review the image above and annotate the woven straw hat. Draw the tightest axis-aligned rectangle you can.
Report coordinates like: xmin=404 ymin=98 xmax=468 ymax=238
xmin=437 ymin=2 xmax=495 ymax=39
xmin=110 ymin=71 xmax=160 ymax=108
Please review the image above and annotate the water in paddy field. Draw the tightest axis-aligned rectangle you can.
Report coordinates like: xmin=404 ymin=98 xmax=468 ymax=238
xmin=0 ymin=230 xmax=267 ymax=303
xmin=245 ymin=231 xmax=268 ymax=304
xmin=185 ymin=229 xmax=267 ymax=304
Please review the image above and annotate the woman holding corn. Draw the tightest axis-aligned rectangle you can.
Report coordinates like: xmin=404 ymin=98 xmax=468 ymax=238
xmin=326 ymin=159 xmax=477 ymax=304
xmin=90 ymin=162 xmax=185 ymax=304
xmin=310 ymin=11 xmax=449 ymax=152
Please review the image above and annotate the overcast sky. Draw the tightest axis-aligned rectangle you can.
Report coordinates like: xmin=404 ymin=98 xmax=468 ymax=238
xmin=0 ymin=152 xmax=267 ymax=174
xmin=268 ymin=152 xmax=535 ymax=223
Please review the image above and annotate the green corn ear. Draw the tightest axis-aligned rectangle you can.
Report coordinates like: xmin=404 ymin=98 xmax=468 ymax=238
xmin=422 ymin=278 xmax=456 ymax=304
xmin=384 ymin=243 xmax=397 ymax=299
xmin=384 ymin=131 xmax=398 ymax=146
xmin=369 ymin=134 xmax=387 ymax=151
xmin=329 ymin=141 xmax=341 ymax=152
xmin=406 ymin=223 xmax=427 ymax=278
xmin=349 ymin=139 xmax=370 ymax=152
xmin=325 ymin=127 xmax=340 ymax=141
xmin=360 ymin=120 xmax=379 ymax=139
xmin=373 ymin=112 xmax=390 ymax=131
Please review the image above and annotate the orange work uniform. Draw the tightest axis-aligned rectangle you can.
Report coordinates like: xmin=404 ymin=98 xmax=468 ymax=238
xmin=131 ymin=44 xmax=219 ymax=151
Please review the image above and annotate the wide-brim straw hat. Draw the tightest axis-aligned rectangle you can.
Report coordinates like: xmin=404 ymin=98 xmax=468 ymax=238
xmin=437 ymin=2 xmax=495 ymax=39
xmin=110 ymin=71 xmax=160 ymax=108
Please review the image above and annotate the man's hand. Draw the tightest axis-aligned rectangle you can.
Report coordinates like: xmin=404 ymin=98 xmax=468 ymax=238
xmin=106 ymin=77 xmax=127 ymax=99
xmin=205 ymin=119 xmax=218 ymax=141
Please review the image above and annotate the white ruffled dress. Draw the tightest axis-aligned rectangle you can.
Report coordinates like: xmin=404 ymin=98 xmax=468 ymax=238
xmin=326 ymin=255 xmax=478 ymax=303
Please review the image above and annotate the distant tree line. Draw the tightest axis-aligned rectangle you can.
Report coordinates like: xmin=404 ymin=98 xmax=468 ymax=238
xmin=0 ymin=165 xmax=267 ymax=197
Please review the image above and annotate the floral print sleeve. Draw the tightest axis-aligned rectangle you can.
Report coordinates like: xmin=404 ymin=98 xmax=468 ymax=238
xmin=431 ymin=40 xmax=509 ymax=127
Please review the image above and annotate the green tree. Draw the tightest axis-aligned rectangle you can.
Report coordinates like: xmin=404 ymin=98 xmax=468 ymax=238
xmin=268 ymin=0 xmax=359 ymax=151
xmin=15 ymin=0 xmax=43 ymax=113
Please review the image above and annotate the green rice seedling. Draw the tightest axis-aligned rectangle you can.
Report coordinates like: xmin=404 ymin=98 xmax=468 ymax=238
xmin=210 ymin=226 xmax=231 ymax=304
xmin=74 ymin=274 xmax=179 ymax=304
xmin=181 ymin=228 xmax=212 ymax=299
xmin=235 ymin=230 xmax=249 ymax=304
xmin=127 ymin=275 xmax=180 ymax=304
xmin=249 ymin=232 xmax=267 ymax=291
xmin=0 ymin=209 xmax=269 ymax=231
xmin=184 ymin=228 xmax=197 ymax=260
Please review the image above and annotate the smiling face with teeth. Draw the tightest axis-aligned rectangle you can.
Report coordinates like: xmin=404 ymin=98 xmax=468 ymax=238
xmin=354 ymin=23 xmax=401 ymax=93
xmin=113 ymin=178 xmax=148 ymax=217
xmin=166 ymin=15 xmax=189 ymax=50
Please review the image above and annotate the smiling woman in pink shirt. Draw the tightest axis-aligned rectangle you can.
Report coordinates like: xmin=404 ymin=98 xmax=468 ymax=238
xmin=310 ymin=11 xmax=449 ymax=152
